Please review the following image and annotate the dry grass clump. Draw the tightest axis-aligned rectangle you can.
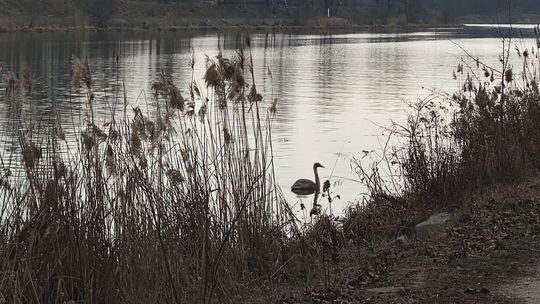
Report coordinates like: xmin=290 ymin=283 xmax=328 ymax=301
xmin=343 ymin=193 xmax=416 ymax=248
xmin=403 ymin=29 xmax=538 ymax=205
xmin=344 ymin=28 xmax=540 ymax=250
xmin=71 ymin=56 xmax=92 ymax=89
xmin=0 ymin=39 xmax=304 ymax=303
xmin=398 ymin=96 xmax=463 ymax=207
xmin=403 ymin=31 xmax=540 ymax=205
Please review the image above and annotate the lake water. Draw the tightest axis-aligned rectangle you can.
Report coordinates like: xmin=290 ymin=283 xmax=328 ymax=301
xmin=0 ymin=25 xmax=537 ymax=215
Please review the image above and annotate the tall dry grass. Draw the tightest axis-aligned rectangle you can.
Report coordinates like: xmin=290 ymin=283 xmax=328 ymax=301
xmin=399 ymin=28 xmax=540 ymax=206
xmin=345 ymin=26 xmax=540 ymax=247
xmin=0 ymin=38 xmax=304 ymax=304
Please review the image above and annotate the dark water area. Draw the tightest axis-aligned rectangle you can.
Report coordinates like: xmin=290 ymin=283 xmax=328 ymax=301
xmin=0 ymin=25 xmax=537 ymax=213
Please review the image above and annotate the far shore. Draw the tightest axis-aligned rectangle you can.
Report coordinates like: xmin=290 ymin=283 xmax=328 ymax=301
xmin=0 ymin=22 xmax=466 ymax=35
xmin=1 ymin=21 xmax=539 ymax=36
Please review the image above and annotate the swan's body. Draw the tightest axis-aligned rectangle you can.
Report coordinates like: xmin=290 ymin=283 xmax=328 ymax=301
xmin=291 ymin=163 xmax=324 ymax=195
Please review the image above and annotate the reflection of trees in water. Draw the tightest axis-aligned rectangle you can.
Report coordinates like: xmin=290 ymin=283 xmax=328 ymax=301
xmin=362 ymin=42 xmax=411 ymax=111
xmin=365 ymin=42 xmax=409 ymax=80
xmin=253 ymin=33 xmax=297 ymax=131
xmin=316 ymin=36 xmax=336 ymax=117
xmin=314 ymin=35 xmax=367 ymax=119
xmin=219 ymin=32 xmax=244 ymax=50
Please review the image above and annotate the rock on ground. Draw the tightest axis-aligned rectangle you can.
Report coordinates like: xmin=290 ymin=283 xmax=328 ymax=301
xmin=415 ymin=212 xmax=452 ymax=241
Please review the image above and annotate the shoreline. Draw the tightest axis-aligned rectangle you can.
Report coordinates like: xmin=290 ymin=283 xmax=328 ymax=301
xmin=0 ymin=22 xmax=465 ymax=35
xmin=1 ymin=21 xmax=537 ymax=35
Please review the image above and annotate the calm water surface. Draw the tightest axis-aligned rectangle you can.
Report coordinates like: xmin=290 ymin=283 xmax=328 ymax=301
xmin=0 ymin=26 xmax=537 ymax=214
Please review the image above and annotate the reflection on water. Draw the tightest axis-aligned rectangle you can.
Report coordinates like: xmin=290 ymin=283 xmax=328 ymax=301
xmin=0 ymin=27 xmax=537 ymax=213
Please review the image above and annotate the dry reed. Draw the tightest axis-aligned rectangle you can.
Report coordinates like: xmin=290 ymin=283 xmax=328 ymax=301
xmin=0 ymin=38 xmax=303 ymax=304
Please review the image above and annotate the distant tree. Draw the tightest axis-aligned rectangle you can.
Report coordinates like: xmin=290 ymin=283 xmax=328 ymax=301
xmin=84 ymin=0 xmax=117 ymax=26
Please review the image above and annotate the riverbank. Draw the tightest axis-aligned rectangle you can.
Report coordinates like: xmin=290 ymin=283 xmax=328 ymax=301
xmin=0 ymin=19 xmax=460 ymax=34
xmin=1 ymin=18 xmax=537 ymax=35
xmin=273 ymin=177 xmax=540 ymax=303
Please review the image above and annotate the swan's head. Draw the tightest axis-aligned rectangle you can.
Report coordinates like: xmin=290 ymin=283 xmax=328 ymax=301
xmin=313 ymin=162 xmax=324 ymax=169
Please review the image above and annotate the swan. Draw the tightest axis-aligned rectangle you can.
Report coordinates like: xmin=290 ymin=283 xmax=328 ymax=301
xmin=291 ymin=163 xmax=324 ymax=195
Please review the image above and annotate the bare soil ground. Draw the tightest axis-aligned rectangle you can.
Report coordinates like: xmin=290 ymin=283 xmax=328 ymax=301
xmin=499 ymin=264 xmax=540 ymax=304
xmin=273 ymin=177 xmax=540 ymax=303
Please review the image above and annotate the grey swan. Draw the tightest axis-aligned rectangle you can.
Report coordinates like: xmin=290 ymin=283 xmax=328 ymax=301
xmin=291 ymin=163 xmax=324 ymax=195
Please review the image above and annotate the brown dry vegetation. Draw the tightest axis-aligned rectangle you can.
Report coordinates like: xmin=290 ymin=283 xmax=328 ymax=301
xmin=0 ymin=38 xmax=304 ymax=304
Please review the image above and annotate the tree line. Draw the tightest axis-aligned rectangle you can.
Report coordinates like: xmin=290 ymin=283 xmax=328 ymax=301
xmin=77 ymin=0 xmax=539 ymax=25
xmin=410 ymin=0 xmax=539 ymax=16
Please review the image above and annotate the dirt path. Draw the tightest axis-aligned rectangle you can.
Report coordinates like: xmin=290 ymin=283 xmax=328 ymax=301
xmin=498 ymin=264 xmax=540 ymax=303
xmin=373 ymin=177 xmax=540 ymax=304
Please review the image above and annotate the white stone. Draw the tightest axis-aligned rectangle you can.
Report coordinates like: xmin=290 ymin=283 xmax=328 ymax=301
xmin=415 ymin=212 xmax=452 ymax=241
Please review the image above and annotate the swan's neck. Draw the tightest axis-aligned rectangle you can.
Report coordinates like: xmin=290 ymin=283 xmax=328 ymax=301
xmin=314 ymin=167 xmax=320 ymax=192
